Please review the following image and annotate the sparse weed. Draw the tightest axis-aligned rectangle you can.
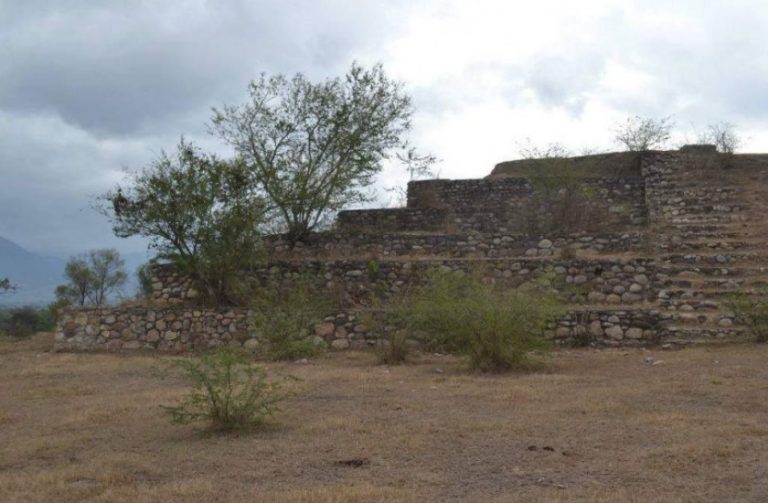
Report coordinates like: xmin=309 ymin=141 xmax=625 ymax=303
xmin=164 ymin=347 xmax=297 ymax=432
xmin=724 ymin=290 xmax=768 ymax=343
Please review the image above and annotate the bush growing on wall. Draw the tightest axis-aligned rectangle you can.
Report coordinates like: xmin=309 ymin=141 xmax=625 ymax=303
xmin=614 ymin=116 xmax=673 ymax=151
xmin=393 ymin=269 xmax=563 ymax=372
xmin=248 ymin=279 xmax=331 ymax=361
xmin=725 ymin=291 xmax=768 ymax=343
xmin=523 ymin=157 xmax=599 ymax=234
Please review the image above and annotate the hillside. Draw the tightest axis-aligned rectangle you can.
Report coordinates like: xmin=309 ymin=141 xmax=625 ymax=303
xmin=0 ymin=236 xmax=65 ymax=306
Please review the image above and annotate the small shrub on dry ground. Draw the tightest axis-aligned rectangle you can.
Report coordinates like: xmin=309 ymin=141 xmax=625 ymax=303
xmin=164 ymin=347 xmax=296 ymax=432
xmin=725 ymin=290 xmax=768 ymax=343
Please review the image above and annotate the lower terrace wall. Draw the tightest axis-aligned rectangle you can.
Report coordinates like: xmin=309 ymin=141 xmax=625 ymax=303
xmin=54 ymin=305 xmax=670 ymax=353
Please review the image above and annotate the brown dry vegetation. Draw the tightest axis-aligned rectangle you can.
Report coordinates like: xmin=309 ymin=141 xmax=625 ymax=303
xmin=1 ymin=334 xmax=767 ymax=502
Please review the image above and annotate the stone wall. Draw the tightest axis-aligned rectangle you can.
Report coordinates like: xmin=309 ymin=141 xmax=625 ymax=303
xmin=57 ymin=147 xmax=768 ymax=354
xmin=55 ymin=306 xmax=251 ymax=352
xmin=53 ymin=305 xmax=669 ymax=353
xmin=265 ymin=231 xmax=644 ymax=260
xmin=151 ymin=256 xmax=661 ymax=308
xmin=335 ymin=208 xmax=449 ymax=233
xmin=337 ymin=176 xmax=647 ymax=235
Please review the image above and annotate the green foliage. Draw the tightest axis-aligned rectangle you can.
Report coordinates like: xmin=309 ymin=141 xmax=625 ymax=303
xmin=164 ymin=347 xmax=295 ymax=432
xmin=211 ymin=62 xmax=418 ymax=242
xmin=54 ymin=249 xmax=127 ymax=306
xmin=614 ymin=116 xmax=674 ymax=151
xmin=249 ymin=280 xmax=331 ymax=361
xmin=55 ymin=257 xmax=93 ymax=306
xmin=362 ymin=301 xmax=411 ymax=365
xmin=375 ymin=325 xmax=410 ymax=365
xmin=367 ymin=259 xmax=380 ymax=281
xmin=0 ymin=306 xmax=55 ymax=338
xmin=103 ymin=139 xmax=266 ymax=305
xmin=725 ymin=291 xmax=768 ymax=343
xmin=136 ymin=263 xmax=154 ymax=298
xmin=392 ymin=270 xmax=563 ymax=372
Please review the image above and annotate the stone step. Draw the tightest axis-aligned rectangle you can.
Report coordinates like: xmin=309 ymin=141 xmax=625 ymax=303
xmin=668 ymin=215 xmax=750 ymax=224
xmin=658 ymin=298 xmax=722 ymax=311
xmin=662 ymin=310 xmax=736 ymax=326
xmin=661 ymin=252 xmax=768 ymax=265
xmin=662 ymin=278 xmax=768 ymax=291
xmin=663 ymin=230 xmax=746 ymax=240
xmin=658 ymin=264 xmax=768 ymax=278
xmin=660 ymin=325 xmax=747 ymax=344
xmin=663 ymin=241 xmax=764 ymax=253
xmin=658 ymin=288 xmax=764 ymax=304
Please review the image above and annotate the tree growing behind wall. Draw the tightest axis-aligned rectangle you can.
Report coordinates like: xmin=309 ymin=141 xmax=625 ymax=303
xmin=102 ymin=140 xmax=266 ymax=305
xmin=698 ymin=122 xmax=741 ymax=154
xmin=614 ymin=116 xmax=674 ymax=151
xmin=54 ymin=249 xmax=127 ymax=306
xmin=210 ymin=62 xmax=421 ymax=242
xmin=515 ymin=142 xmax=599 ymax=234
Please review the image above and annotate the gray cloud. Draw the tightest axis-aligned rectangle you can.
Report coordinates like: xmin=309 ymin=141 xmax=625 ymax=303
xmin=1 ymin=0 xmax=768 ymax=261
xmin=0 ymin=0 xmax=410 ymax=135
xmin=0 ymin=0 xmax=412 ymax=256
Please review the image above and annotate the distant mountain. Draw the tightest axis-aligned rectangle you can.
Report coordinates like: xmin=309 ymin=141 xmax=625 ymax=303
xmin=0 ymin=236 xmax=66 ymax=306
xmin=0 ymin=236 xmax=151 ymax=307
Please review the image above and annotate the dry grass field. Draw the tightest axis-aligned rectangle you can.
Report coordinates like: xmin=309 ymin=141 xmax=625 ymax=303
xmin=1 ymin=334 xmax=767 ymax=503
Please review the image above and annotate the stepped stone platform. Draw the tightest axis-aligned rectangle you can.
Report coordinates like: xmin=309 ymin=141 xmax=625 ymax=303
xmin=56 ymin=146 xmax=768 ymax=352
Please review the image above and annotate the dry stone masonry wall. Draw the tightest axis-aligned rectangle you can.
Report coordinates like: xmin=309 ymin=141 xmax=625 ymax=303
xmin=56 ymin=148 xmax=768 ymax=352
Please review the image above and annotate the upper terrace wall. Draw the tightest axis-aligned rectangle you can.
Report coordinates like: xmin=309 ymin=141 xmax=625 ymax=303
xmin=489 ymin=151 xmax=642 ymax=178
xmin=338 ymin=175 xmax=647 ymax=235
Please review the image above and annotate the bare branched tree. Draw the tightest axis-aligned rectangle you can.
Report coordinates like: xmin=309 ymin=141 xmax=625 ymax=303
xmin=698 ymin=122 xmax=741 ymax=154
xmin=614 ymin=116 xmax=674 ymax=151
xmin=516 ymin=139 xmax=571 ymax=159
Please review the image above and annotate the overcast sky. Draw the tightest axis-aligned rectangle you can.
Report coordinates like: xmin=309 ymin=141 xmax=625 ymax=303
xmin=2 ymin=0 xmax=768 ymax=258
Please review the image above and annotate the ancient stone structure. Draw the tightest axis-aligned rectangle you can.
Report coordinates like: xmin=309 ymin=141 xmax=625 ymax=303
xmin=56 ymin=147 xmax=768 ymax=352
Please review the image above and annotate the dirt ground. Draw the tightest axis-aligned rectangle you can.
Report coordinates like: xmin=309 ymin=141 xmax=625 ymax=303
xmin=1 ymin=335 xmax=767 ymax=503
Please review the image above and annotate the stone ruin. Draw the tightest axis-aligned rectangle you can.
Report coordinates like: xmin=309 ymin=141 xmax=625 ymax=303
xmin=55 ymin=146 xmax=768 ymax=352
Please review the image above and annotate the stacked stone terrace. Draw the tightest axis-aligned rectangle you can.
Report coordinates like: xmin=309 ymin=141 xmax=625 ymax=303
xmin=55 ymin=146 xmax=768 ymax=352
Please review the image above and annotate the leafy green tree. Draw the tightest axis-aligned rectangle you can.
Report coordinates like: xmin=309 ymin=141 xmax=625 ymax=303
xmin=88 ymin=249 xmax=127 ymax=305
xmin=54 ymin=249 xmax=127 ymax=306
xmin=210 ymin=62 xmax=417 ymax=242
xmin=103 ymin=139 xmax=266 ymax=304
xmin=55 ymin=256 xmax=94 ymax=306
